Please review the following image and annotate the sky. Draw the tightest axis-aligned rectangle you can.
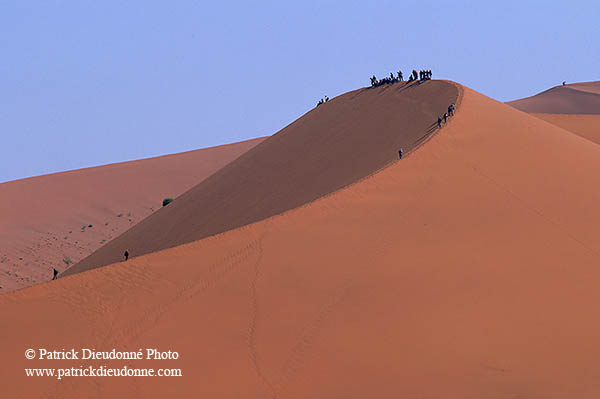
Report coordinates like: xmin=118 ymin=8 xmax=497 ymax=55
xmin=1 ymin=0 xmax=598 ymax=182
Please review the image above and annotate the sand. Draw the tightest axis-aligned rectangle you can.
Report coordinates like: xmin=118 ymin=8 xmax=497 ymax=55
xmin=64 ymin=80 xmax=458 ymax=276
xmin=2 ymin=82 xmax=600 ymax=398
xmin=0 ymin=138 xmax=265 ymax=293
xmin=507 ymin=81 xmax=600 ymax=114
xmin=530 ymin=113 xmax=600 ymax=145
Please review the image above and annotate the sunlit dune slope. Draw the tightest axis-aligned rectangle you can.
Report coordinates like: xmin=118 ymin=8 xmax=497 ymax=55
xmin=0 ymin=138 xmax=264 ymax=293
xmin=63 ymin=80 xmax=458 ymax=276
xmin=530 ymin=113 xmax=600 ymax=145
xmin=3 ymin=83 xmax=600 ymax=398
xmin=507 ymin=81 xmax=600 ymax=114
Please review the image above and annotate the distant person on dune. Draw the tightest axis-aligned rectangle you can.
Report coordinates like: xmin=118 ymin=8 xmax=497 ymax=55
xmin=397 ymin=70 xmax=403 ymax=81
xmin=52 ymin=268 xmax=59 ymax=280
xmin=124 ymin=250 xmax=129 ymax=261
xmin=437 ymin=117 xmax=442 ymax=128
xmin=562 ymin=81 xmax=566 ymax=86
xmin=443 ymin=113 xmax=448 ymax=123
xmin=448 ymin=104 xmax=455 ymax=116
xmin=398 ymin=148 xmax=404 ymax=159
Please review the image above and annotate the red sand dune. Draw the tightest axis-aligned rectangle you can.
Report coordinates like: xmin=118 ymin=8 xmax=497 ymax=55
xmin=506 ymin=81 xmax=600 ymax=114
xmin=0 ymin=138 xmax=264 ymax=293
xmin=567 ymin=81 xmax=600 ymax=95
xmin=530 ymin=113 xmax=600 ymax=145
xmin=63 ymin=80 xmax=458 ymax=277
xmin=3 ymin=83 xmax=600 ymax=398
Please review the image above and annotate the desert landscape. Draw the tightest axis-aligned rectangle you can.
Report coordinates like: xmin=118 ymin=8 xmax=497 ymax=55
xmin=2 ymin=77 xmax=600 ymax=398
xmin=2 ymin=2 xmax=599 ymax=397
xmin=0 ymin=138 xmax=265 ymax=292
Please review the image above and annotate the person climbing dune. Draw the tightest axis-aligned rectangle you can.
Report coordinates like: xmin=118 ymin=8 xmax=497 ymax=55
xmin=124 ymin=249 xmax=129 ymax=261
xmin=52 ymin=268 xmax=59 ymax=280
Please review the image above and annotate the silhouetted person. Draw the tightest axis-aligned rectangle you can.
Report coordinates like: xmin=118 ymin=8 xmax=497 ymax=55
xmin=448 ymin=103 xmax=455 ymax=116
xmin=124 ymin=250 xmax=129 ymax=261
xmin=443 ymin=113 xmax=448 ymax=123
xmin=412 ymin=70 xmax=418 ymax=80
xmin=437 ymin=117 xmax=442 ymax=128
xmin=397 ymin=71 xmax=403 ymax=81
xmin=52 ymin=268 xmax=59 ymax=280
xmin=398 ymin=148 xmax=404 ymax=159
xmin=562 ymin=81 xmax=566 ymax=86
xmin=325 ymin=95 xmax=329 ymax=102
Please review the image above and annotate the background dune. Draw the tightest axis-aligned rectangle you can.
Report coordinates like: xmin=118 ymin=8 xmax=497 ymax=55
xmin=63 ymin=80 xmax=458 ymax=277
xmin=0 ymin=138 xmax=264 ymax=293
xmin=3 ymin=83 xmax=600 ymax=398
xmin=507 ymin=81 xmax=600 ymax=114
xmin=530 ymin=113 xmax=600 ymax=145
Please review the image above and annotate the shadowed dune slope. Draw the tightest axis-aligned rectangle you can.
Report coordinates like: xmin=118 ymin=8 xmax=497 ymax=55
xmin=3 ymin=84 xmax=600 ymax=398
xmin=507 ymin=81 xmax=600 ymax=114
xmin=531 ymin=113 xmax=600 ymax=145
xmin=0 ymin=138 xmax=264 ymax=293
xmin=63 ymin=80 xmax=458 ymax=276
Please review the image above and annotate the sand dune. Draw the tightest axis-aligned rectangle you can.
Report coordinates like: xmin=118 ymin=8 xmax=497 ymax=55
xmin=3 ymin=82 xmax=600 ymax=398
xmin=63 ymin=80 xmax=458 ymax=277
xmin=530 ymin=113 xmax=600 ymax=145
xmin=0 ymin=138 xmax=264 ymax=293
xmin=507 ymin=81 xmax=600 ymax=114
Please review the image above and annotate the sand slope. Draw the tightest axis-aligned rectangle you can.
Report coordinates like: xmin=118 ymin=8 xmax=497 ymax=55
xmin=2 ymin=83 xmax=600 ymax=398
xmin=64 ymin=80 xmax=458 ymax=276
xmin=0 ymin=138 xmax=264 ymax=293
xmin=530 ymin=113 xmax=600 ymax=145
xmin=507 ymin=81 xmax=600 ymax=114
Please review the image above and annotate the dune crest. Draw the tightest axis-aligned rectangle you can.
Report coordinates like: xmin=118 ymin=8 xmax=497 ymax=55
xmin=63 ymin=80 xmax=458 ymax=277
xmin=507 ymin=81 xmax=600 ymax=114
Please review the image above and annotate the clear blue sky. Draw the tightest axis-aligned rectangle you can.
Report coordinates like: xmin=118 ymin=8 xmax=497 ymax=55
xmin=2 ymin=1 xmax=598 ymax=182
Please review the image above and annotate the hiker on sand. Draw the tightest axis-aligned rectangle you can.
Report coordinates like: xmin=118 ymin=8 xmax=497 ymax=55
xmin=437 ymin=117 xmax=442 ymax=128
xmin=397 ymin=70 xmax=403 ymax=81
xmin=398 ymin=148 xmax=404 ymax=159
xmin=124 ymin=250 xmax=129 ymax=261
xmin=443 ymin=113 xmax=448 ymax=123
xmin=448 ymin=104 xmax=455 ymax=116
xmin=52 ymin=268 xmax=59 ymax=280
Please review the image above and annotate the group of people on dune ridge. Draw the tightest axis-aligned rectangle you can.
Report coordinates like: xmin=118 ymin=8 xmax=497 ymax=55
xmin=437 ymin=103 xmax=455 ymax=128
xmin=399 ymin=102 xmax=456 ymax=160
xmin=370 ymin=68 xmax=432 ymax=87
